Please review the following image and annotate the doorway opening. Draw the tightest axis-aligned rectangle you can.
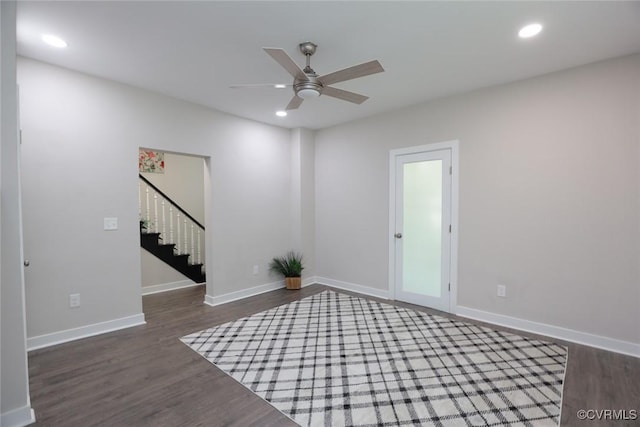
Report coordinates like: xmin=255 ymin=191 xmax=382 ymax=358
xmin=138 ymin=149 xmax=209 ymax=296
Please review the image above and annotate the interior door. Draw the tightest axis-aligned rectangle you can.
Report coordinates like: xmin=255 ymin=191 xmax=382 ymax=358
xmin=394 ymin=149 xmax=451 ymax=312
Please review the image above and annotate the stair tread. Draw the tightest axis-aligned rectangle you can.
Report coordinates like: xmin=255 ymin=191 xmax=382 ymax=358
xmin=141 ymin=242 xmax=205 ymax=283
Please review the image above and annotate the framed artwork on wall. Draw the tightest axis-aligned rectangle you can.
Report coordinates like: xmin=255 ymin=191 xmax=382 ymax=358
xmin=139 ymin=150 xmax=165 ymax=173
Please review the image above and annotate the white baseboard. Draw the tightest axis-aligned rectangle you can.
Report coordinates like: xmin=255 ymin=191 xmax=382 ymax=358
xmin=27 ymin=313 xmax=146 ymax=352
xmin=204 ymin=280 xmax=285 ymax=307
xmin=314 ymin=276 xmax=390 ymax=300
xmin=1 ymin=405 xmax=35 ymax=427
xmin=203 ymin=276 xmax=386 ymax=307
xmin=456 ymin=306 xmax=640 ymax=358
xmin=141 ymin=280 xmax=202 ymax=295
xmin=302 ymin=276 xmax=318 ymax=287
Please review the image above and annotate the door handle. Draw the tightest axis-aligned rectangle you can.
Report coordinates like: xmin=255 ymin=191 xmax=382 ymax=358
xmin=394 ymin=233 xmax=402 ymax=239
xmin=24 ymin=259 xmax=30 ymax=267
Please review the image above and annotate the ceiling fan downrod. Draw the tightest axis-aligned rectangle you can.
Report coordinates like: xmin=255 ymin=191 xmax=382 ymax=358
xmin=299 ymin=42 xmax=317 ymax=74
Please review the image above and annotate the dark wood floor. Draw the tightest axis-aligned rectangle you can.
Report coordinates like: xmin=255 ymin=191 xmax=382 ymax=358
xmin=28 ymin=285 xmax=639 ymax=426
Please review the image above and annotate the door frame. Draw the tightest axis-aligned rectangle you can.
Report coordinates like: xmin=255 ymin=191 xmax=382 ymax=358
xmin=388 ymin=140 xmax=459 ymax=313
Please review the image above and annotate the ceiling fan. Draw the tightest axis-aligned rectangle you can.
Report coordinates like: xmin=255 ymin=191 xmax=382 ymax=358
xmin=232 ymin=42 xmax=385 ymax=111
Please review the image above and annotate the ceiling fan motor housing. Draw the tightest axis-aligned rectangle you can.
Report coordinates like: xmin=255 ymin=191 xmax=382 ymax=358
xmin=294 ymin=75 xmax=322 ymax=98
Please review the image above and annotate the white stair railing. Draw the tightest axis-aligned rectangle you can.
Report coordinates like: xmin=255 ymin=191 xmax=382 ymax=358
xmin=139 ymin=176 xmax=206 ymax=275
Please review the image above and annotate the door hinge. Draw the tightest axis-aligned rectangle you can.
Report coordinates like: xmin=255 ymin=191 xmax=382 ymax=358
xmin=449 ymin=224 xmax=451 ymax=233
xmin=448 ymin=283 xmax=451 ymax=291
xmin=449 ymin=165 xmax=452 ymax=175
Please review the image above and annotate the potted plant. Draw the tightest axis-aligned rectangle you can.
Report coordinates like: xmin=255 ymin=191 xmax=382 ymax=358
xmin=269 ymin=251 xmax=304 ymax=290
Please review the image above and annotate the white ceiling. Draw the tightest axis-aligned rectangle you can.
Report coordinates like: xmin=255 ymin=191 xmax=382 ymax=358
xmin=16 ymin=1 xmax=640 ymax=130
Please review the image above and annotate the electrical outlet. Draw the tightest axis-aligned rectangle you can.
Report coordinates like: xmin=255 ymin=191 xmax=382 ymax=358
xmin=497 ymin=285 xmax=506 ymax=298
xmin=253 ymin=265 xmax=259 ymax=275
xmin=69 ymin=293 xmax=81 ymax=308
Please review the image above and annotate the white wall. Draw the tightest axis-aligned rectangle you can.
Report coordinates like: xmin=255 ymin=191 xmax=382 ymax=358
xmin=315 ymin=54 xmax=640 ymax=346
xmin=140 ymin=151 xmax=205 ymax=225
xmin=18 ymin=57 xmax=293 ymax=340
xmin=140 ymin=248 xmax=190 ymax=290
xmin=1 ymin=2 xmax=35 ymax=425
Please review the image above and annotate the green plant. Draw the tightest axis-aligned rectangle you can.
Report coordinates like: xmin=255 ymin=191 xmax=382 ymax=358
xmin=269 ymin=251 xmax=304 ymax=278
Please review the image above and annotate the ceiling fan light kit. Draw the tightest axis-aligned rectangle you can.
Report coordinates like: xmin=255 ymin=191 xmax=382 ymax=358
xmin=246 ymin=41 xmax=384 ymax=111
xmin=296 ymin=87 xmax=321 ymax=98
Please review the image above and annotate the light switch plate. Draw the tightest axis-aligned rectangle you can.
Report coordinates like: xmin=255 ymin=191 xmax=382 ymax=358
xmin=104 ymin=217 xmax=118 ymax=231
xmin=69 ymin=293 xmax=81 ymax=308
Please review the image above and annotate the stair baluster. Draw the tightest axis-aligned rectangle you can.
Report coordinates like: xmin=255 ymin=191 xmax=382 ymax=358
xmin=161 ymin=200 xmax=166 ymax=238
xmin=153 ymin=192 xmax=159 ymax=233
xmin=197 ymin=229 xmax=201 ymax=265
xmin=176 ymin=212 xmax=181 ymax=255
xmin=169 ymin=206 xmax=174 ymax=244
xmin=190 ymin=223 xmax=195 ymax=265
xmin=145 ymin=187 xmax=150 ymax=225
xmin=183 ymin=218 xmax=188 ymax=259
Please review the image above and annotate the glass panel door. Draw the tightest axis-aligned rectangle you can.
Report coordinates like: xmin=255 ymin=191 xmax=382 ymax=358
xmin=394 ymin=149 xmax=451 ymax=312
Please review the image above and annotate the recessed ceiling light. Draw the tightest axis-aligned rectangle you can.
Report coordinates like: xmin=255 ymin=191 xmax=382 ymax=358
xmin=42 ymin=34 xmax=68 ymax=48
xmin=518 ymin=23 xmax=543 ymax=39
xmin=274 ymin=84 xmax=287 ymax=89
xmin=276 ymin=111 xmax=287 ymax=117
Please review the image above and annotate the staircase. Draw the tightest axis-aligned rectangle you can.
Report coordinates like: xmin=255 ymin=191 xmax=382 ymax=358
xmin=139 ymin=174 xmax=206 ymax=284
xmin=140 ymin=229 xmax=205 ymax=283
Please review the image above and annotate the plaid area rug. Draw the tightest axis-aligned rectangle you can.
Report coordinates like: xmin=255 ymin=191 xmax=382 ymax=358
xmin=181 ymin=291 xmax=567 ymax=426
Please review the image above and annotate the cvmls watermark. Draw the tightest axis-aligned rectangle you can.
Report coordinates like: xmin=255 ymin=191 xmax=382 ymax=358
xmin=576 ymin=409 xmax=637 ymax=421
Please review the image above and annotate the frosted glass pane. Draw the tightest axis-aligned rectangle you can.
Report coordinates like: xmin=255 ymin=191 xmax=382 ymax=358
xmin=402 ymin=160 xmax=442 ymax=297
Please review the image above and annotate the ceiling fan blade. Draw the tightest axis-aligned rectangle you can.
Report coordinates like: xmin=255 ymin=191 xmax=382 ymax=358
xmin=319 ymin=60 xmax=384 ymax=86
xmin=322 ymin=86 xmax=369 ymax=104
xmin=263 ymin=48 xmax=306 ymax=80
xmin=286 ymin=95 xmax=304 ymax=110
xmin=229 ymin=83 xmax=291 ymax=89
